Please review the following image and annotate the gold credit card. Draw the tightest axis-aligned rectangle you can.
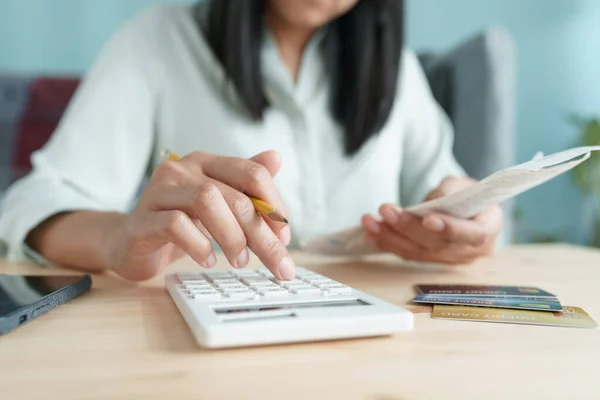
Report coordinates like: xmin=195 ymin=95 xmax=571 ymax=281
xmin=432 ymin=305 xmax=598 ymax=329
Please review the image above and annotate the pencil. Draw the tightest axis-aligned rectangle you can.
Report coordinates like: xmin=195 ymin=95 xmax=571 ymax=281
xmin=160 ymin=149 xmax=289 ymax=224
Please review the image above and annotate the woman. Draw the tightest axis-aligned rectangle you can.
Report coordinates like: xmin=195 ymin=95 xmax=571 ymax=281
xmin=0 ymin=0 xmax=502 ymax=281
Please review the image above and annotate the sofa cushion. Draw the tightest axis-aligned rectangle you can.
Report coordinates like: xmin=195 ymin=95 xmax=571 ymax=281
xmin=13 ymin=78 xmax=80 ymax=173
xmin=0 ymin=74 xmax=79 ymax=192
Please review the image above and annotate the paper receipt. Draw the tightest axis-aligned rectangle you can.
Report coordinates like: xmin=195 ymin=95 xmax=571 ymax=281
xmin=301 ymin=146 xmax=600 ymax=257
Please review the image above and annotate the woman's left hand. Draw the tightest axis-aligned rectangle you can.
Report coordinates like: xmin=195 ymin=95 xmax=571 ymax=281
xmin=361 ymin=177 xmax=503 ymax=265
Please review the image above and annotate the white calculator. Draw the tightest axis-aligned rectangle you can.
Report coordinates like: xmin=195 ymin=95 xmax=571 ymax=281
xmin=166 ymin=267 xmax=413 ymax=348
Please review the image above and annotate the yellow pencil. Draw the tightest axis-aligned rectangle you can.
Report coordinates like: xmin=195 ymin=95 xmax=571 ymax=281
xmin=160 ymin=149 xmax=288 ymax=224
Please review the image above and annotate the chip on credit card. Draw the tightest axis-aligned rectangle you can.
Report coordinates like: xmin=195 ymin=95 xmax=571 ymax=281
xmin=432 ymin=305 xmax=598 ymax=329
xmin=412 ymin=294 xmax=563 ymax=312
xmin=416 ymin=284 xmax=557 ymax=299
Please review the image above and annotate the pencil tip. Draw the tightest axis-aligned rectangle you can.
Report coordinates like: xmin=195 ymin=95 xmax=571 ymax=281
xmin=283 ymin=217 xmax=289 ymax=224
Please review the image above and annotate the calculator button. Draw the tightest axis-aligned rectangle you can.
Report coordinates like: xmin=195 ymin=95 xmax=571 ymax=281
xmin=278 ymin=279 xmax=306 ymax=287
xmin=222 ymin=287 xmax=253 ymax=293
xmin=212 ymin=278 xmax=240 ymax=285
xmin=224 ymin=290 xmax=257 ymax=299
xmin=242 ymin=277 xmax=270 ymax=284
xmin=258 ymin=270 xmax=275 ymax=278
xmin=181 ymin=277 xmax=210 ymax=285
xmin=217 ymin=284 xmax=248 ymax=291
xmin=233 ymin=271 xmax=262 ymax=278
xmin=304 ymin=278 xmax=332 ymax=285
xmin=294 ymin=271 xmax=314 ymax=277
xmin=203 ymin=271 xmax=233 ymax=279
xmin=248 ymin=281 xmax=277 ymax=288
xmin=177 ymin=272 xmax=203 ymax=277
xmin=192 ymin=291 xmax=223 ymax=300
xmin=181 ymin=279 xmax=210 ymax=285
xmin=288 ymin=283 xmax=316 ymax=290
xmin=259 ymin=288 xmax=289 ymax=297
xmin=299 ymin=273 xmax=322 ymax=280
xmin=186 ymin=284 xmax=214 ymax=291
xmin=251 ymin=285 xmax=280 ymax=292
xmin=319 ymin=283 xmax=346 ymax=289
xmin=291 ymin=286 xmax=321 ymax=295
xmin=322 ymin=284 xmax=351 ymax=294
xmin=316 ymin=282 xmax=339 ymax=289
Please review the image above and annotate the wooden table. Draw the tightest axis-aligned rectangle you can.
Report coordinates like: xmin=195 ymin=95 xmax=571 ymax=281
xmin=1 ymin=244 xmax=599 ymax=399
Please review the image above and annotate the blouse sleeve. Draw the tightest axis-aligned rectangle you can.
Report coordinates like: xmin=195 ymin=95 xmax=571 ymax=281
xmin=0 ymin=14 xmax=161 ymax=263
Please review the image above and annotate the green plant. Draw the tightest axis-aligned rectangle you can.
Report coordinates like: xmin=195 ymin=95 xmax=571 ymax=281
xmin=569 ymin=117 xmax=600 ymax=192
xmin=569 ymin=116 xmax=600 ymax=246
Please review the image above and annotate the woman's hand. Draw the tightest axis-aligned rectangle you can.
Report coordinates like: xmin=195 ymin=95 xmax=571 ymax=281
xmin=106 ymin=150 xmax=294 ymax=281
xmin=361 ymin=177 xmax=503 ymax=265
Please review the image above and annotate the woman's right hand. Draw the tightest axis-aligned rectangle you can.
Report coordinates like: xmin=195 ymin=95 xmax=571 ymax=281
xmin=107 ymin=150 xmax=294 ymax=281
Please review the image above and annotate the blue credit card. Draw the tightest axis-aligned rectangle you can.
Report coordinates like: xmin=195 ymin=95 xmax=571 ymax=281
xmin=412 ymin=294 xmax=563 ymax=312
xmin=415 ymin=284 xmax=557 ymax=299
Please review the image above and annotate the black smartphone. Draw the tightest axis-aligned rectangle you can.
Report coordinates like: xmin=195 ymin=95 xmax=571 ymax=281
xmin=0 ymin=274 xmax=92 ymax=335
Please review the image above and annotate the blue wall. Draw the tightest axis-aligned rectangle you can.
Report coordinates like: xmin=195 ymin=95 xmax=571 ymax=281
xmin=1 ymin=0 xmax=600 ymax=243
xmin=0 ymin=0 xmax=194 ymax=73
xmin=406 ymin=0 xmax=600 ymax=243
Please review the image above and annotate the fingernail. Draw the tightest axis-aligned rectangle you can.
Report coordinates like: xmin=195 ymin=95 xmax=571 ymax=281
xmin=363 ymin=217 xmax=380 ymax=234
xmin=280 ymin=226 xmax=291 ymax=246
xmin=365 ymin=232 xmax=376 ymax=244
xmin=424 ymin=217 xmax=445 ymax=232
xmin=206 ymin=252 xmax=217 ymax=268
xmin=278 ymin=256 xmax=296 ymax=280
xmin=236 ymin=248 xmax=249 ymax=268
xmin=381 ymin=208 xmax=399 ymax=224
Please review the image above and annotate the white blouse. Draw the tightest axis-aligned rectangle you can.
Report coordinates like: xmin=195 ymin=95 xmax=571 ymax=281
xmin=0 ymin=3 xmax=465 ymax=262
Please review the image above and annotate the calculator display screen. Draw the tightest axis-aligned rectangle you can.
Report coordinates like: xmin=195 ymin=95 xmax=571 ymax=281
xmin=213 ymin=299 xmax=370 ymax=314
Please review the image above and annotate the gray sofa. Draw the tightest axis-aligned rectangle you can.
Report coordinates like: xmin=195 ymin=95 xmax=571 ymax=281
xmin=418 ymin=27 xmax=517 ymax=244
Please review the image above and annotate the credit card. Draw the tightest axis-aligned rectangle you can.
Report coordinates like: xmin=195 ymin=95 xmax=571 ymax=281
xmin=413 ymin=294 xmax=563 ymax=312
xmin=432 ymin=305 xmax=598 ymax=329
xmin=416 ymin=284 xmax=557 ymax=299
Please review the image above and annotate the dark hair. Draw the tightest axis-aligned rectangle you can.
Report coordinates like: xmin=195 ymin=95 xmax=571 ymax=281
xmin=204 ymin=0 xmax=404 ymax=156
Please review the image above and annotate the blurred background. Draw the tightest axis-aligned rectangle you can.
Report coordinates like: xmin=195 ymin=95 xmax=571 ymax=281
xmin=1 ymin=0 xmax=600 ymax=247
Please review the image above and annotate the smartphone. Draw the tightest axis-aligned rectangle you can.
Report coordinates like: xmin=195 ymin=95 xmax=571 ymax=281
xmin=0 ymin=274 xmax=92 ymax=335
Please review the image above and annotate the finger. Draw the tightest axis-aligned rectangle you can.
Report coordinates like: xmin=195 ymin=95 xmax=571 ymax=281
xmin=474 ymin=205 xmax=504 ymax=233
xmin=131 ymin=210 xmax=215 ymax=268
xmin=422 ymin=213 xmax=488 ymax=246
xmin=144 ymin=173 xmax=249 ymax=266
xmin=152 ymin=153 xmax=290 ymax=246
xmin=371 ymin=225 xmax=483 ymax=265
xmin=144 ymin=176 xmax=291 ymax=275
xmin=169 ymin=246 xmax=187 ymax=261
xmin=378 ymin=204 xmax=446 ymax=250
xmin=191 ymin=218 xmax=212 ymax=241
xmin=367 ymin=224 xmax=428 ymax=261
xmin=147 ymin=179 xmax=249 ymax=268
xmin=361 ymin=214 xmax=381 ymax=234
xmin=249 ymin=151 xmax=291 ymax=246
xmin=250 ymin=150 xmax=282 ymax=177
xmin=188 ymin=183 xmax=249 ymax=269
xmin=221 ymin=189 xmax=295 ymax=279
xmin=189 ymin=151 xmax=289 ymax=235
xmin=424 ymin=177 xmax=476 ymax=201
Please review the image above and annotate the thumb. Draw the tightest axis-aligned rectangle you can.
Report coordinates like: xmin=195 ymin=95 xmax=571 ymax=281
xmin=250 ymin=150 xmax=281 ymax=177
xmin=425 ymin=176 xmax=475 ymax=201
